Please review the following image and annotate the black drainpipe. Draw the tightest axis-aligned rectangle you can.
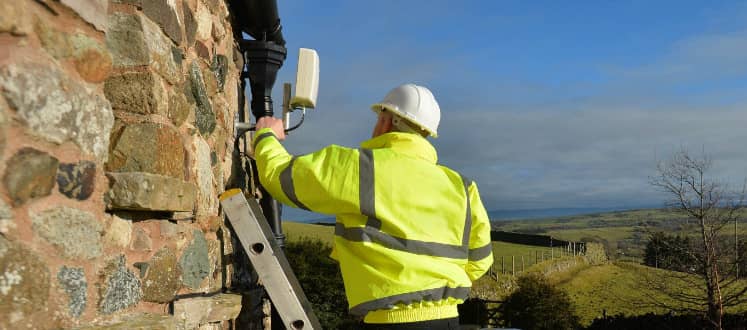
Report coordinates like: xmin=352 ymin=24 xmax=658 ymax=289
xmin=229 ymin=0 xmax=287 ymax=248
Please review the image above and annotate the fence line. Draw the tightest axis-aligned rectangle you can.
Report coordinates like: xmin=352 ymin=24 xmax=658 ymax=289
xmin=489 ymin=243 xmax=586 ymax=278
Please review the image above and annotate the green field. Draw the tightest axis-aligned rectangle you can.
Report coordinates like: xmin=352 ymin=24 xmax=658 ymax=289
xmin=282 ymin=221 xmax=334 ymax=245
xmin=493 ymin=208 xmax=747 ymax=259
xmin=491 ymin=241 xmax=567 ymax=274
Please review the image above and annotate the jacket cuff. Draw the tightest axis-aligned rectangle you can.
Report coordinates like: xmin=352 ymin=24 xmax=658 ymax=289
xmin=253 ymin=128 xmax=277 ymax=150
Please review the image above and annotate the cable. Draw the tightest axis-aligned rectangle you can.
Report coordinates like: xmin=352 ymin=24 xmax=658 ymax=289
xmin=284 ymin=108 xmax=306 ymax=133
xmin=233 ymin=107 xmax=306 ymax=148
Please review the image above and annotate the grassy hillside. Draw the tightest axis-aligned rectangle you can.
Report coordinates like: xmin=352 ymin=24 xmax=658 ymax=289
xmin=282 ymin=221 xmax=747 ymax=326
xmin=478 ymin=257 xmax=747 ymax=326
xmin=555 ymin=261 xmax=674 ymax=325
xmin=557 ymin=261 xmax=747 ymax=325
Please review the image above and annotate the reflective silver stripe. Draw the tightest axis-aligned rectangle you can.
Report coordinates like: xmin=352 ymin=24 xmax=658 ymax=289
xmin=461 ymin=175 xmax=472 ymax=248
xmin=335 ymin=223 xmax=466 ymax=259
xmin=348 ymin=286 xmax=471 ymax=316
xmin=359 ymin=149 xmax=381 ymax=229
xmin=468 ymin=242 xmax=493 ymax=261
xmin=344 ymin=151 xmax=475 ymax=258
xmin=253 ymin=132 xmax=275 ymax=149
xmin=280 ymin=157 xmax=310 ymax=210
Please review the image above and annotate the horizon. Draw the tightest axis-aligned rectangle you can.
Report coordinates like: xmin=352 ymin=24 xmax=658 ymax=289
xmin=284 ymin=204 xmax=662 ymax=223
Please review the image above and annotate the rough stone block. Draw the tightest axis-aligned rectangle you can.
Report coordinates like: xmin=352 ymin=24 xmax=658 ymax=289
xmin=106 ymin=13 xmax=181 ymax=84
xmin=198 ymin=215 xmax=221 ymax=233
xmin=194 ymin=40 xmax=211 ymax=61
xmin=211 ymin=126 xmax=228 ymax=161
xmin=106 ymin=172 xmax=197 ymax=212
xmin=99 ymin=255 xmax=142 ymax=314
xmin=192 ymin=137 xmax=217 ymax=216
xmin=31 ymin=206 xmax=103 ymax=260
xmin=205 ymin=238 xmax=221 ymax=292
xmin=142 ymin=0 xmax=182 ymax=44
xmin=211 ymin=18 xmax=225 ymax=41
xmin=190 ymin=62 xmax=216 ymax=135
xmin=168 ymin=91 xmax=191 ymax=127
xmin=0 ymin=199 xmax=13 ymax=235
xmin=201 ymin=66 xmax=218 ymax=97
xmin=106 ymin=13 xmax=149 ymax=67
xmin=183 ymin=0 xmax=197 ymax=47
xmin=202 ymin=0 xmax=222 ymax=16
xmin=179 ymin=230 xmax=209 ymax=290
xmin=132 ymin=13 xmax=182 ymax=84
xmin=0 ymin=237 xmax=51 ymax=329
xmin=0 ymin=64 xmax=114 ymax=161
xmin=103 ymin=214 xmax=132 ymax=248
xmin=104 ymin=71 xmax=167 ymax=115
xmin=142 ymin=248 xmax=181 ymax=303
xmin=172 ymin=46 xmax=185 ymax=67
xmin=160 ymin=220 xmax=187 ymax=238
xmin=107 ymin=122 xmax=185 ymax=179
xmin=0 ymin=1 xmax=32 ymax=35
xmin=59 ymin=0 xmax=108 ymax=32
xmin=3 ymin=148 xmax=59 ymax=206
xmin=57 ymin=266 xmax=87 ymax=318
xmin=131 ymin=226 xmax=152 ymax=251
xmin=161 ymin=221 xmax=191 ymax=251
xmin=173 ymin=294 xmax=242 ymax=330
xmin=74 ymin=46 xmax=114 ymax=83
xmin=195 ymin=2 xmax=212 ymax=41
xmin=57 ymin=161 xmax=96 ymax=200
xmin=35 ymin=19 xmax=74 ymax=59
xmin=211 ymin=54 xmax=228 ymax=93
xmin=78 ymin=314 xmax=176 ymax=330
xmin=36 ymin=20 xmax=113 ymax=83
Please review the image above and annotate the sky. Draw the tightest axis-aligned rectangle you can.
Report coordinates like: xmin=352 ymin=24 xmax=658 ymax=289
xmin=261 ymin=1 xmax=747 ymax=221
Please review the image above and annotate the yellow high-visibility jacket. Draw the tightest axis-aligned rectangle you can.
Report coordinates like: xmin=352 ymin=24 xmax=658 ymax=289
xmin=253 ymin=128 xmax=493 ymax=324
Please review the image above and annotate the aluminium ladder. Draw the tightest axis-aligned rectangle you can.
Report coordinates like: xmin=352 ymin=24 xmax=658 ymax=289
xmin=220 ymin=189 xmax=321 ymax=330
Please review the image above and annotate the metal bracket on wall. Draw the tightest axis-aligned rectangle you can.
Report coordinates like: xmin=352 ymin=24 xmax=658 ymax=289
xmin=219 ymin=189 xmax=321 ymax=330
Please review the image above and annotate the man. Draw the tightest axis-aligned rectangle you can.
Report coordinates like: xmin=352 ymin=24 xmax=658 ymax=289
xmin=253 ymin=83 xmax=493 ymax=329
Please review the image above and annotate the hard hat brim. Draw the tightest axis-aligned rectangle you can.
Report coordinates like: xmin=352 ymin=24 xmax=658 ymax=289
xmin=370 ymin=103 xmax=438 ymax=138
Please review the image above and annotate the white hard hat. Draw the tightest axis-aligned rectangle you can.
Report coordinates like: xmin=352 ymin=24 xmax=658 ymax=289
xmin=371 ymin=83 xmax=441 ymax=138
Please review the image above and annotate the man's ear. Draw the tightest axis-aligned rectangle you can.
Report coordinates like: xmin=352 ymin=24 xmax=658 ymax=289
xmin=380 ymin=113 xmax=393 ymax=133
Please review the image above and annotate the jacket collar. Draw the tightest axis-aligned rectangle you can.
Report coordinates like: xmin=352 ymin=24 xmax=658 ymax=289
xmin=360 ymin=132 xmax=438 ymax=163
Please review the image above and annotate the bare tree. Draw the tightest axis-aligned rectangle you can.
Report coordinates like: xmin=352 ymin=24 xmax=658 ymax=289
xmin=649 ymin=149 xmax=746 ymax=329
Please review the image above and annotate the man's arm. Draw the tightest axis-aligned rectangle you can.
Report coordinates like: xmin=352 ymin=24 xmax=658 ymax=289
xmin=465 ymin=181 xmax=494 ymax=281
xmin=253 ymin=118 xmax=361 ymax=215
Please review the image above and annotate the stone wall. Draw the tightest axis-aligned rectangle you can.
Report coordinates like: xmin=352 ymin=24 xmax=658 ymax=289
xmin=0 ymin=0 xmax=252 ymax=328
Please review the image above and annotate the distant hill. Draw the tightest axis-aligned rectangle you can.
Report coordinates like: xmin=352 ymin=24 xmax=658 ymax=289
xmin=488 ymin=207 xmax=635 ymax=221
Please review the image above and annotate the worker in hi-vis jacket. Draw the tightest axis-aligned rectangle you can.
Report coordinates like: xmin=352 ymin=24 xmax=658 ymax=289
xmin=253 ymin=83 xmax=493 ymax=330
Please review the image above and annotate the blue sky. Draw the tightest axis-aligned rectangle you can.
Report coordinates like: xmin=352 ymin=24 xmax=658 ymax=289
xmin=263 ymin=1 xmax=747 ymax=221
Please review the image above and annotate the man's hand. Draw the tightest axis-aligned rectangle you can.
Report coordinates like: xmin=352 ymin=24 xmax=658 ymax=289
xmin=255 ymin=116 xmax=286 ymax=141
